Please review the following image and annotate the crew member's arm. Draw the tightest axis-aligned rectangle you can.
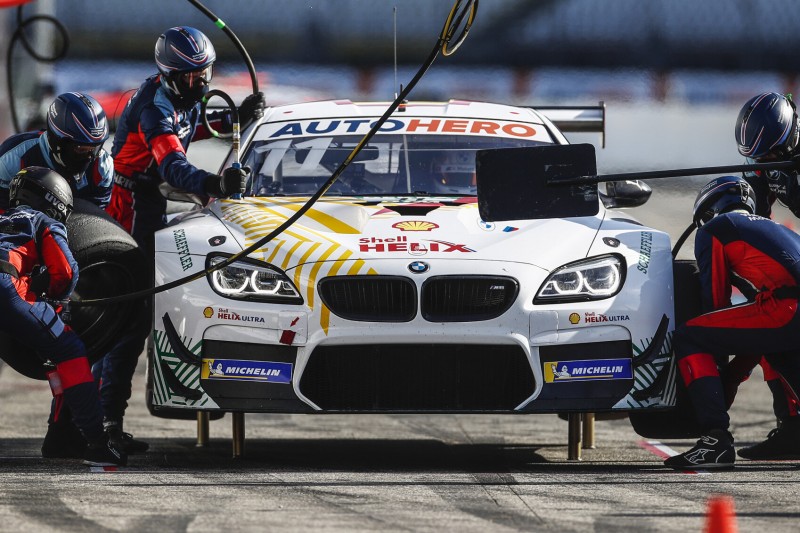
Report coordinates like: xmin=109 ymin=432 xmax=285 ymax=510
xmin=87 ymin=150 xmax=114 ymax=209
xmin=36 ymin=215 xmax=79 ymax=300
xmin=694 ymin=223 xmax=731 ymax=312
xmin=140 ymin=105 xmax=213 ymax=196
xmin=0 ymin=152 xmax=21 ymax=212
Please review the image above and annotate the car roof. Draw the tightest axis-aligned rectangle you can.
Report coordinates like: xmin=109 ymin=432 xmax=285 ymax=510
xmin=261 ymin=99 xmax=548 ymax=124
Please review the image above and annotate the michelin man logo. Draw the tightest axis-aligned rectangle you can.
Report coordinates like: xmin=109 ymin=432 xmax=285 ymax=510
xmin=551 ymin=363 xmax=571 ymax=379
xmin=208 ymin=361 xmax=225 ymax=376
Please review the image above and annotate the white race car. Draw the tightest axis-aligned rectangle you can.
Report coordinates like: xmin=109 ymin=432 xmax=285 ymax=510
xmin=148 ymin=99 xmax=698 ymax=438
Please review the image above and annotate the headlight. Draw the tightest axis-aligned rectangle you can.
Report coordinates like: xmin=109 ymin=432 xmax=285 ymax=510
xmin=534 ymin=254 xmax=625 ymax=303
xmin=206 ymin=254 xmax=304 ymax=304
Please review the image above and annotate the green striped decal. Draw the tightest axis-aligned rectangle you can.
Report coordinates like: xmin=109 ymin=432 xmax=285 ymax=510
xmin=152 ymin=330 xmax=216 ymax=409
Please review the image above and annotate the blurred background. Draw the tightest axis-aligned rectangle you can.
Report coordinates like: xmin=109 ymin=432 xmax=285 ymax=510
xmin=1 ymin=0 xmax=799 ymax=238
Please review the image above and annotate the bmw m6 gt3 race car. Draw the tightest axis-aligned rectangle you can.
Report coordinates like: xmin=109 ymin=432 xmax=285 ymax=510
xmin=148 ymin=99 xmax=694 ymax=436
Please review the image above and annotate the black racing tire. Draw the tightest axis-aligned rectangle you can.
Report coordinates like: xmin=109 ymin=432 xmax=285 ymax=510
xmin=0 ymin=199 xmax=148 ymax=380
xmin=629 ymin=259 xmax=704 ymax=438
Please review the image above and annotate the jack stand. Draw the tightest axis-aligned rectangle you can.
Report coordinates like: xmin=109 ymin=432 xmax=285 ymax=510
xmin=232 ymin=412 xmax=245 ymax=458
xmin=196 ymin=411 xmax=209 ymax=447
xmin=582 ymin=413 xmax=596 ymax=449
xmin=568 ymin=413 xmax=582 ymax=460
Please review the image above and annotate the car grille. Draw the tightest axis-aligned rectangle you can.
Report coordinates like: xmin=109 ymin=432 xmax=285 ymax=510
xmin=299 ymin=344 xmax=535 ymax=411
xmin=318 ymin=275 xmax=519 ymax=322
xmin=421 ymin=276 xmax=518 ymax=322
xmin=318 ymin=276 xmax=417 ymax=322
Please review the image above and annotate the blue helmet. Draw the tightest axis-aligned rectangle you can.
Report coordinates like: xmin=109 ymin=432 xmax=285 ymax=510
xmin=46 ymin=92 xmax=108 ymax=179
xmin=693 ymin=176 xmax=757 ymax=227
xmin=155 ymin=26 xmax=216 ymax=101
xmin=735 ymin=92 xmax=799 ymax=160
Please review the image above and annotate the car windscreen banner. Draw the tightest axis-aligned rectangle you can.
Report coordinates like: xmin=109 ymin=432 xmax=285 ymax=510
xmin=476 ymin=144 xmax=599 ymax=221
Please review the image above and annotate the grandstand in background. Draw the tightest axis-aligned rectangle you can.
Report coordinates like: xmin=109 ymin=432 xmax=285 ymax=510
xmin=51 ymin=0 xmax=800 ymax=71
xmin=3 ymin=0 xmax=800 ymax=137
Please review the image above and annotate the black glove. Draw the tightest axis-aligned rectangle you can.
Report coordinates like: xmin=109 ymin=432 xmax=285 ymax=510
xmin=784 ymin=170 xmax=800 ymax=218
xmin=205 ymin=166 xmax=251 ymax=198
xmin=29 ymin=265 xmax=50 ymax=296
xmin=238 ymin=92 xmax=266 ymax=126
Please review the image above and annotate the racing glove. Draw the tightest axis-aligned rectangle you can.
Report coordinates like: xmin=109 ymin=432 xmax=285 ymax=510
xmin=238 ymin=92 xmax=266 ymax=127
xmin=783 ymin=170 xmax=800 ymax=218
xmin=205 ymin=166 xmax=251 ymax=198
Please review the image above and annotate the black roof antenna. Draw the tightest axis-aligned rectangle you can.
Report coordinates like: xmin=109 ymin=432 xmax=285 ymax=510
xmin=394 ymin=5 xmax=408 ymax=109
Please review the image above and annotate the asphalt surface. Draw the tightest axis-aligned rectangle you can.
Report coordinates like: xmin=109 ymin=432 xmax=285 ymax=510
xmin=2 ymin=184 xmax=800 ymax=532
xmin=1 ymin=361 xmax=799 ymax=532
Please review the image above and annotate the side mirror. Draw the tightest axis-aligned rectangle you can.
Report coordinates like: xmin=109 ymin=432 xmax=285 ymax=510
xmin=601 ymin=180 xmax=652 ymax=209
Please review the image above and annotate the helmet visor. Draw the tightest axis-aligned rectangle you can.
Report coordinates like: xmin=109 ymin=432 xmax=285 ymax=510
xmin=53 ymin=137 xmax=103 ymax=176
xmin=180 ymin=65 xmax=213 ymax=88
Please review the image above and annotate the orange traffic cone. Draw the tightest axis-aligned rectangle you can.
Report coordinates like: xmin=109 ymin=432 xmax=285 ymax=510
xmin=704 ymin=495 xmax=738 ymax=533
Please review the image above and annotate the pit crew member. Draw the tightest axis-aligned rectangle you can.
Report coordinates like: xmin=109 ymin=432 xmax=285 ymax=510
xmin=730 ymin=92 xmax=800 ymax=459
xmin=665 ymin=176 xmax=800 ymax=469
xmin=0 ymin=167 xmax=126 ymax=466
xmin=108 ymin=26 xmax=265 ymax=253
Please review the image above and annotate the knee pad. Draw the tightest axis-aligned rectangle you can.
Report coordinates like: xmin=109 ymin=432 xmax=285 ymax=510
xmin=677 ymin=352 xmax=719 ymax=386
xmin=55 ymin=357 xmax=94 ymax=391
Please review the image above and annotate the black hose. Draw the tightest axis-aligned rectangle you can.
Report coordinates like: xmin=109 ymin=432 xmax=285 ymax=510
xmin=185 ymin=0 xmax=259 ymax=139
xmin=71 ymin=0 xmax=479 ymax=307
xmin=671 ymin=222 xmax=696 ymax=258
xmin=6 ymin=6 xmax=69 ymax=132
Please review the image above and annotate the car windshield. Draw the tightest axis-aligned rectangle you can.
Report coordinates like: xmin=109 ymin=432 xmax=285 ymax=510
xmin=243 ymin=134 xmax=549 ymax=197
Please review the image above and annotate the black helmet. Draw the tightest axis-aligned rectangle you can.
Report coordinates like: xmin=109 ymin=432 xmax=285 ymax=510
xmin=155 ymin=26 xmax=216 ymax=102
xmin=692 ymin=176 xmax=756 ymax=227
xmin=46 ymin=92 xmax=108 ymax=179
xmin=735 ymin=92 xmax=799 ymax=160
xmin=9 ymin=166 xmax=74 ymax=223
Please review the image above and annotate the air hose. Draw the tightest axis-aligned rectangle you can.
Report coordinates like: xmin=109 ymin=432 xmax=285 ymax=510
xmin=70 ymin=0 xmax=479 ymax=307
xmin=6 ymin=5 xmax=69 ymax=133
xmin=671 ymin=223 xmax=696 ymax=258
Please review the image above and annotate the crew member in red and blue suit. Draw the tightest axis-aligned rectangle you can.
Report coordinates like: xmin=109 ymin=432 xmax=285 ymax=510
xmin=108 ymin=26 xmax=264 ymax=254
xmin=665 ymin=175 xmax=800 ymax=469
xmin=0 ymin=167 xmax=126 ymax=466
xmin=728 ymin=91 xmax=800 ymax=459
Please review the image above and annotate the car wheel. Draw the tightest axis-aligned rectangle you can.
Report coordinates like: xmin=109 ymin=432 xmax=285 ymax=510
xmin=629 ymin=259 xmax=704 ymax=438
xmin=0 ymin=199 xmax=148 ymax=380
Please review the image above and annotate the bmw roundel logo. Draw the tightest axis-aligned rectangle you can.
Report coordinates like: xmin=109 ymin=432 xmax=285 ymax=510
xmin=408 ymin=261 xmax=429 ymax=274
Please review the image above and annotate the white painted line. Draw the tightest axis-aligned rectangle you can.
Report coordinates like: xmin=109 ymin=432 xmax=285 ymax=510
xmin=638 ymin=440 xmax=710 ymax=475
xmin=88 ymin=466 xmax=120 ymax=473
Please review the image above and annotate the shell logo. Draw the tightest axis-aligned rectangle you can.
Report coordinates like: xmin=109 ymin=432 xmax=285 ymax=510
xmin=392 ymin=220 xmax=440 ymax=232
xmin=568 ymin=313 xmax=581 ymax=325
xmin=203 ymin=307 xmax=214 ymax=319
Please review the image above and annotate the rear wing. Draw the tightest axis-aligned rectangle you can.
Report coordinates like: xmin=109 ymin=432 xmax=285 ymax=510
xmin=531 ymin=102 xmax=606 ymax=148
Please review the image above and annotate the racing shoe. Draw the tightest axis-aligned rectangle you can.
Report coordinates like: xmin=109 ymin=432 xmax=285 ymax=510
xmin=41 ymin=421 xmax=87 ymax=459
xmin=83 ymin=435 xmax=127 ymax=467
xmin=738 ymin=418 xmax=800 ymax=460
xmin=104 ymin=421 xmax=149 ymax=454
xmin=664 ymin=429 xmax=735 ymax=470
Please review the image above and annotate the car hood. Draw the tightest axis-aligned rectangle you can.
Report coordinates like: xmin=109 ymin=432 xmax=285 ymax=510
xmin=203 ymin=197 xmax=604 ymax=271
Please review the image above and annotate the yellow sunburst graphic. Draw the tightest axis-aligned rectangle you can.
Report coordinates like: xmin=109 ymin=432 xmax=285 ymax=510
xmin=392 ymin=220 xmax=440 ymax=232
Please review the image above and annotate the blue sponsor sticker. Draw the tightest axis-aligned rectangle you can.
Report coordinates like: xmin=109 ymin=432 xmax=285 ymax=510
xmin=544 ymin=358 xmax=632 ymax=383
xmin=202 ymin=358 xmax=293 ymax=384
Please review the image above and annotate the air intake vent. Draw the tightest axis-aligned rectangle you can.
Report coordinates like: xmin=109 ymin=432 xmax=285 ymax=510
xmin=300 ymin=344 xmax=535 ymax=411
xmin=421 ymin=276 xmax=518 ymax=322
xmin=318 ymin=276 xmax=417 ymax=322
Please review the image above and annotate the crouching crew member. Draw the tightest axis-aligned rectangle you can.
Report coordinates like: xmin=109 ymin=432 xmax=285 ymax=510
xmin=0 ymin=167 xmax=126 ymax=466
